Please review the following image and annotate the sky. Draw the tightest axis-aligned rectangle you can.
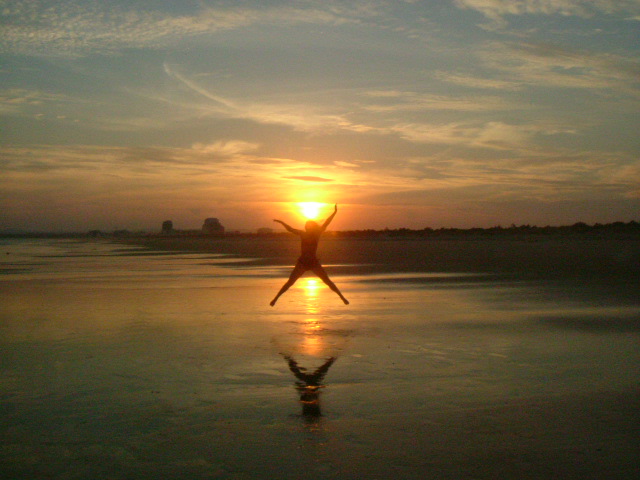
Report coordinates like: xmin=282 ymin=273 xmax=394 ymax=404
xmin=1 ymin=0 xmax=639 ymax=232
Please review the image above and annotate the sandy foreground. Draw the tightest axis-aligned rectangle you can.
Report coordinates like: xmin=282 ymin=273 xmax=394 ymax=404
xmin=1 ymin=235 xmax=639 ymax=479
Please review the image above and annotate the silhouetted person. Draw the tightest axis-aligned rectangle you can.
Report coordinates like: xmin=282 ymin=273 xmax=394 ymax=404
xmin=270 ymin=204 xmax=349 ymax=306
xmin=282 ymin=354 xmax=336 ymax=419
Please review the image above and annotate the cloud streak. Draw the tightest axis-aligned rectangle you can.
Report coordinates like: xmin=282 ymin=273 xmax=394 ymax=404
xmin=0 ymin=88 xmax=73 ymax=114
xmin=454 ymin=0 xmax=640 ymax=22
xmin=482 ymin=41 xmax=640 ymax=96
xmin=283 ymin=176 xmax=334 ymax=183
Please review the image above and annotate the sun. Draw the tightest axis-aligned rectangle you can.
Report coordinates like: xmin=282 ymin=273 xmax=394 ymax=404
xmin=298 ymin=202 xmax=324 ymax=220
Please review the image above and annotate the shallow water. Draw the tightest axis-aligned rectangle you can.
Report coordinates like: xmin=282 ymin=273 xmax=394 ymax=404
xmin=1 ymin=238 xmax=639 ymax=479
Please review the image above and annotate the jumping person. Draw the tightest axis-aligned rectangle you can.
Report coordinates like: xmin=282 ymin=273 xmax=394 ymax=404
xmin=270 ymin=204 xmax=349 ymax=306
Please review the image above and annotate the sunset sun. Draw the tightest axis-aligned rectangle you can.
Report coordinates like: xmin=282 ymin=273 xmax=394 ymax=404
xmin=298 ymin=202 xmax=324 ymax=220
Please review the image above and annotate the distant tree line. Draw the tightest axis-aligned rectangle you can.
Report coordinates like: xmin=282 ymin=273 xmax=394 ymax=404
xmin=333 ymin=221 xmax=640 ymax=238
xmin=2 ymin=220 xmax=638 ymax=239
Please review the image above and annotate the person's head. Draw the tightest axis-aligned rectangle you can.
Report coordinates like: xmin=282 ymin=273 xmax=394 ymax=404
xmin=305 ymin=220 xmax=320 ymax=232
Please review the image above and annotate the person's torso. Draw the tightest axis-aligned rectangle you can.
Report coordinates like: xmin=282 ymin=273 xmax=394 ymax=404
xmin=300 ymin=232 xmax=319 ymax=258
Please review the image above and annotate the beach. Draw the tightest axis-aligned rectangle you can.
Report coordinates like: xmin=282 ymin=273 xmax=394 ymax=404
xmin=1 ymin=235 xmax=639 ymax=479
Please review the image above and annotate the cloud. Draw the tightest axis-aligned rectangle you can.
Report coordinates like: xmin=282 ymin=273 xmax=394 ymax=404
xmin=191 ymin=140 xmax=259 ymax=157
xmin=0 ymin=88 xmax=71 ymax=113
xmin=283 ymin=176 xmax=334 ymax=182
xmin=362 ymin=90 xmax=513 ymax=112
xmin=0 ymin=143 xmax=354 ymax=191
xmin=163 ymin=63 xmax=237 ymax=112
xmin=0 ymin=141 xmax=364 ymax=230
xmin=387 ymin=121 xmax=559 ymax=152
xmin=479 ymin=41 xmax=640 ymax=98
xmin=156 ymin=43 xmax=637 ymax=149
xmin=358 ymin=148 xmax=640 ymax=211
xmin=0 ymin=1 xmax=370 ymax=57
xmin=433 ymin=71 xmax=523 ymax=91
xmin=454 ymin=0 xmax=640 ymax=22
xmin=161 ymin=63 xmax=361 ymax=133
xmin=0 ymin=1 xmax=258 ymax=56
xmin=2 ymin=138 xmax=637 ymax=231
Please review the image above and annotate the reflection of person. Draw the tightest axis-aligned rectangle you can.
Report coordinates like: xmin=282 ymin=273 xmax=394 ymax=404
xmin=270 ymin=204 xmax=349 ymax=306
xmin=283 ymin=354 xmax=336 ymax=418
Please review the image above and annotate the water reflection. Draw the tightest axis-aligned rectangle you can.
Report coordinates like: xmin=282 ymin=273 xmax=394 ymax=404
xmin=301 ymin=321 xmax=322 ymax=356
xmin=282 ymin=354 xmax=336 ymax=423
xmin=303 ymin=278 xmax=320 ymax=315
xmin=278 ymin=278 xmax=343 ymax=426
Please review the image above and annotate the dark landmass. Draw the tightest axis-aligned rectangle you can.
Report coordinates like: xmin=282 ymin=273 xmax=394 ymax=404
xmin=2 ymin=220 xmax=639 ymax=239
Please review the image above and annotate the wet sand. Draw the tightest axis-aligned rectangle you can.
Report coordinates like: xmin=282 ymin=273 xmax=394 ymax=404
xmin=1 ymin=236 xmax=639 ymax=479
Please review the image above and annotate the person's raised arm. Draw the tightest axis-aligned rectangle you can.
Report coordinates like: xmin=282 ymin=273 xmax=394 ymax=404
xmin=320 ymin=204 xmax=338 ymax=232
xmin=274 ymin=219 xmax=302 ymax=235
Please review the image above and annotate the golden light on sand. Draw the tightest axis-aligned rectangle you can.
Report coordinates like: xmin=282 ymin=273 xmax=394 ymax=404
xmin=298 ymin=202 xmax=325 ymax=220
xmin=303 ymin=278 xmax=320 ymax=295
xmin=302 ymin=317 xmax=324 ymax=356
xmin=303 ymin=278 xmax=320 ymax=314
xmin=301 ymin=333 xmax=323 ymax=356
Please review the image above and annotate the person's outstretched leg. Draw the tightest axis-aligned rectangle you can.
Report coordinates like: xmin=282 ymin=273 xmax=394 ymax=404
xmin=270 ymin=264 xmax=305 ymax=306
xmin=313 ymin=265 xmax=349 ymax=305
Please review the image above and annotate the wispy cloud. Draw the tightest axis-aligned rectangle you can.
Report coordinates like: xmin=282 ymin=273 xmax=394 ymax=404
xmin=0 ymin=1 xmax=371 ymax=57
xmin=283 ymin=176 xmax=334 ymax=182
xmin=454 ymin=0 xmax=640 ymax=22
xmin=162 ymin=63 xmax=360 ymax=133
xmin=0 ymin=88 xmax=71 ymax=114
xmin=433 ymin=71 xmax=523 ymax=91
xmin=387 ymin=120 xmax=576 ymax=153
xmin=479 ymin=41 xmax=640 ymax=98
xmin=163 ymin=64 xmax=237 ymax=112
xmin=191 ymin=140 xmax=259 ymax=157
xmin=362 ymin=90 xmax=514 ymax=112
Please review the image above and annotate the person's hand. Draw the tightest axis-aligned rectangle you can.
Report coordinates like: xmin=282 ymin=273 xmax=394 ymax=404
xmin=334 ymin=204 xmax=338 ymax=212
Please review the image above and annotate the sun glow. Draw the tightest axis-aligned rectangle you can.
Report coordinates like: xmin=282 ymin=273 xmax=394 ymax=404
xmin=298 ymin=202 xmax=325 ymax=220
xmin=303 ymin=278 xmax=320 ymax=296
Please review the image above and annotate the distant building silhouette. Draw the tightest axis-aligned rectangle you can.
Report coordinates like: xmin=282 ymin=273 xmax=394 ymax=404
xmin=257 ymin=227 xmax=274 ymax=235
xmin=202 ymin=218 xmax=225 ymax=235
xmin=161 ymin=220 xmax=174 ymax=234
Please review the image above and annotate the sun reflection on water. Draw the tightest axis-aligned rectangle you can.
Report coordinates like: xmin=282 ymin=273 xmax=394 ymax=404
xmin=303 ymin=278 xmax=321 ymax=315
xmin=301 ymin=329 xmax=323 ymax=356
xmin=303 ymin=278 xmax=320 ymax=296
xmin=300 ymin=278 xmax=323 ymax=355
